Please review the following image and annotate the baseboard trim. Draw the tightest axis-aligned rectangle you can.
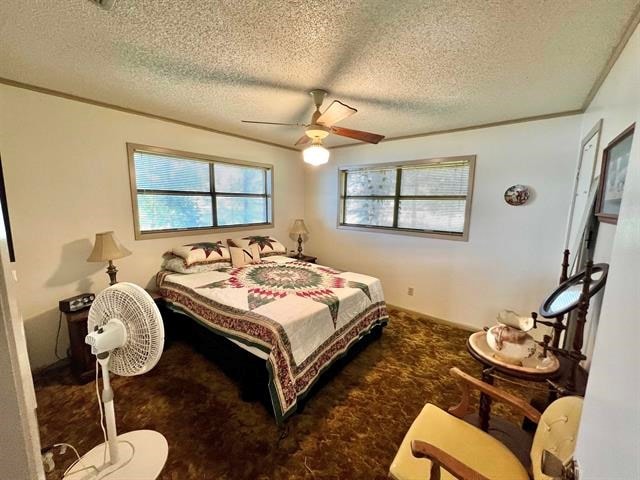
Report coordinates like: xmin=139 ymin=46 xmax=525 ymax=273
xmin=387 ymin=303 xmax=478 ymax=333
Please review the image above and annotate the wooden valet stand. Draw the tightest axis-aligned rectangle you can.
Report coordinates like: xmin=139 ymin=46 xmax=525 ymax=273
xmin=537 ymin=249 xmax=572 ymax=349
xmin=467 ymin=250 xmax=608 ymax=434
xmin=536 ymin=251 xmax=608 ymax=396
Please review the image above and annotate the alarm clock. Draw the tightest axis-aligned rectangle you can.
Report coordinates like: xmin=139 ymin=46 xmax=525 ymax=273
xmin=59 ymin=293 xmax=95 ymax=313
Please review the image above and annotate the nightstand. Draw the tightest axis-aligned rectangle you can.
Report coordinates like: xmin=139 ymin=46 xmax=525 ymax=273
xmin=65 ymin=308 xmax=95 ymax=384
xmin=65 ymin=289 xmax=167 ymax=384
xmin=288 ymin=254 xmax=317 ymax=264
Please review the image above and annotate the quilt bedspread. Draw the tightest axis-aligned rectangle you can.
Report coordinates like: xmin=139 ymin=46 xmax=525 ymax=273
xmin=156 ymin=256 xmax=388 ymax=422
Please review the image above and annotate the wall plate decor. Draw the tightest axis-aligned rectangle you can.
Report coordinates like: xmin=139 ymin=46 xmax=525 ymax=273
xmin=504 ymin=184 xmax=530 ymax=206
xmin=596 ymin=123 xmax=635 ymax=224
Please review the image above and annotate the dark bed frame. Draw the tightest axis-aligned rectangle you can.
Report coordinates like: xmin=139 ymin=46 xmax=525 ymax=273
xmin=161 ymin=304 xmax=385 ymax=419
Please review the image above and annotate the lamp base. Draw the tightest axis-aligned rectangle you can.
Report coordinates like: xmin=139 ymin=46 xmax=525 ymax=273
xmin=296 ymin=234 xmax=304 ymax=259
xmin=63 ymin=430 xmax=168 ymax=480
xmin=106 ymin=260 xmax=118 ymax=286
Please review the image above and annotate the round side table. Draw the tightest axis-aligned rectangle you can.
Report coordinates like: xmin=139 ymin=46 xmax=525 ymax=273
xmin=466 ymin=331 xmax=560 ymax=432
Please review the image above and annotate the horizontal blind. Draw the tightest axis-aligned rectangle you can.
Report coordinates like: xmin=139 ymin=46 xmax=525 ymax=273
xmin=135 ymin=152 xmax=210 ymax=192
xmin=345 ymin=167 xmax=397 ymax=196
xmin=217 ymin=197 xmax=267 ymax=226
xmin=339 ymin=157 xmax=472 ymax=236
xmin=400 ymin=161 xmax=469 ymax=196
xmin=214 ymin=163 xmax=265 ymax=194
xmin=398 ymin=199 xmax=466 ymax=232
xmin=138 ymin=194 xmax=213 ymax=231
xmin=131 ymin=148 xmax=272 ymax=234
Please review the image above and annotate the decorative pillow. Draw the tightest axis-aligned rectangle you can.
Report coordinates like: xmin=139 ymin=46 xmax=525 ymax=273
xmin=228 ymin=236 xmax=286 ymax=257
xmin=162 ymin=254 xmax=231 ymax=274
xmin=229 ymin=244 xmax=262 ymax=267
xmin=170 ymin=241 xmax=230 ymax=266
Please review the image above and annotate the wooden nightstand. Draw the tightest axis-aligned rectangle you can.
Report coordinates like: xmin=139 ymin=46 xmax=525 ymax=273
xmin=65 ymin=308 xmax=95 ymax=384
xmin=65 ymin=289 xmax=167 ymax=384
xmin=288 ymin=254 xmax=317 ymax=264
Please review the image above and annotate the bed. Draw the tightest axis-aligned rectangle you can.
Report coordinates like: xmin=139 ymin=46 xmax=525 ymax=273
xmin=156 ymin=255 xmax=388 ymax=423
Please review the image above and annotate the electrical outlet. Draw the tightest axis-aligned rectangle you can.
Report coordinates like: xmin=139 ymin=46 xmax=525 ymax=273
xmin=407 ymin=287 xmax=414 ymax=296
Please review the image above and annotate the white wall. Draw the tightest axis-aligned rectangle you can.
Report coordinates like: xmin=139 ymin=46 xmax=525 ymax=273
xmin=574 ymin=24 xmax=640 ymax=366
xmin=577 ymin=110 xmax=640 ymax=480
xmin=579 ymin=23 xmax=640 ymax=269
xmin=0 ymin=220 xmax=44 ymax=479
xmin=575 ymin=23 xmax=640 ymax=480
xmin=0 ymin=84 xmax=304 ymax=369
xmin=305 ymin=116 xmax=582 ymax=330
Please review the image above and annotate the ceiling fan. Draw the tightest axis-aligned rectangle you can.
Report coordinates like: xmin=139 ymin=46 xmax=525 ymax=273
xmin=242 ymin=89 xmax=385 ymax=165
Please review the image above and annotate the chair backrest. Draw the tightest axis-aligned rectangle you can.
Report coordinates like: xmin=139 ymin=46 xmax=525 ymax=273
xmin=530 ymin=396 xmax=583 ymax=480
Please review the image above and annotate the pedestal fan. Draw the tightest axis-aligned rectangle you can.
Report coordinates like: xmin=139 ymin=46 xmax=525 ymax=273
xmin=64 ymin=283 xmax=168 ymax=479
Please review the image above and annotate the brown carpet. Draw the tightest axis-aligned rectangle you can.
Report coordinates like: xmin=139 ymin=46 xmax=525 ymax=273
xmin=35 ymin=307 xmax=533 ymax=479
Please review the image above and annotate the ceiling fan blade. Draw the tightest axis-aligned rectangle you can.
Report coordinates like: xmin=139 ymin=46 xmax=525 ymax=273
xmin=295 ymin=135 xmax=312 ymax=147
xmin=242 ymin=120 xmax=305 ymax=126
xmin=330 ymin=126 xmax=385 ymax=144
xmin=316 ymin=101 xmax=357 ymax=127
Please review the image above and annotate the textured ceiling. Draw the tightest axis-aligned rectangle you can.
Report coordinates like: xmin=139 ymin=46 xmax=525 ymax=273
xmin=1 ymin=1 xmax=639 ymax=148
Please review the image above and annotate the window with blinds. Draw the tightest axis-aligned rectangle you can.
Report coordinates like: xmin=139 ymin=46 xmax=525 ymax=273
xmin=338 ymin=156 xmax=475 ymax=240
xmin=128 ymin=144 xmax=273 ymax=239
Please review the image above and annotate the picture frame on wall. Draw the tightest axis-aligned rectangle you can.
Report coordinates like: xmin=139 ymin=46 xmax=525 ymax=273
xmin=596 ymin=123 xmax=635 ymax=225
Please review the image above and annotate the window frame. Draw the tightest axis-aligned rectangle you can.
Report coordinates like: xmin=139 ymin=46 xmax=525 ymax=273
xmin=337 ymin=155 xmax=476 ymax=241
xmin=127 ymin=143 xmax=274 ymax=240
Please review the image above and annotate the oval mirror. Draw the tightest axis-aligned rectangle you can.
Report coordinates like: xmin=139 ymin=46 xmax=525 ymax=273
xmin=539 ymin=263 xmax=609 ymax=318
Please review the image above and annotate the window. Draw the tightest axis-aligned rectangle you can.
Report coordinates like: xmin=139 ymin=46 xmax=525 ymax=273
xmin=128 ymin=144 xmax=273 ymax=239
xmin=338 ymin=155 xmax=475 ymax=240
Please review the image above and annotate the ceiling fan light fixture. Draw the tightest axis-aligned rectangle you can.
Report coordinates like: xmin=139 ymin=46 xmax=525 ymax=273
xmin=303 ymin=140 xmax=330 ymax=166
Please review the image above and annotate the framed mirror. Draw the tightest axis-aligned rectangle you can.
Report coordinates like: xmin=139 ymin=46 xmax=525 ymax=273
xmin=539 ymin=263 xmax=608 ymax=318
xmin=564 ymin=120 xmax=602 ymax=263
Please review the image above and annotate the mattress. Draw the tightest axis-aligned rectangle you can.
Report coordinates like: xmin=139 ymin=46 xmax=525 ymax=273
xmin=157 ymin=255 xmax=388 ymax=422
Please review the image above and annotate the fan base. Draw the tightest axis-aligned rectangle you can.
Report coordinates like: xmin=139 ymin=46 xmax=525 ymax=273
xmin=63 ymin=430 xmax=168 ymax=480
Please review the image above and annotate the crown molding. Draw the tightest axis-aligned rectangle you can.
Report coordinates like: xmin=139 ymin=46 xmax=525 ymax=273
xmin=3 ymin=3 xmax=639 ymax=154
xmin=329 ymin=109 xmax=583 ymax=149
xmin=0 ymin=77 xmax=298 ymax=152
xmin=581 ymin=3 xmax=640 ymax=111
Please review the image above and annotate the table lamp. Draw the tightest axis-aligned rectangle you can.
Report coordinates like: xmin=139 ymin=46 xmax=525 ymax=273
xmin=290 ymin=219 xmax=309 ymax=259
xmin=87 ymin=231 xmax=132 ymax=285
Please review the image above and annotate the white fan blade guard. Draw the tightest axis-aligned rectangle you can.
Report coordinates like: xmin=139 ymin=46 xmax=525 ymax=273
xmin=64 ymin=283 xmax=168 ymax=480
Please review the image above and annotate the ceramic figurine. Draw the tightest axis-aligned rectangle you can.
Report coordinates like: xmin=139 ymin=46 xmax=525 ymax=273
xmin=496 ymin=309 xmax=535 ymax=331
xmin=486 ymin=310 xmax=537 ymax=365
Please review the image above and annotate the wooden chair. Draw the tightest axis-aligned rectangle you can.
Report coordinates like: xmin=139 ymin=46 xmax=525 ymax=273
xmin=389 ymin=367 xmax=583 ymax=480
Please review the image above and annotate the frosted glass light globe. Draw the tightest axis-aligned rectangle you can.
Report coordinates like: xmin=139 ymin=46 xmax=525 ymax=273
xmin=303 ymin=144 xmax=330 ymax=166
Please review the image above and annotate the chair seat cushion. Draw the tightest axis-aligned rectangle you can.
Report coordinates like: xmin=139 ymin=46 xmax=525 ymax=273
xmin=389 ymin=404 xmax=529 ymax=480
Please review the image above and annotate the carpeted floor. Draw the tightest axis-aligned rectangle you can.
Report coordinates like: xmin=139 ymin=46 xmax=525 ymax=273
xmin=35 ymin=307 xmax=532 ymax=479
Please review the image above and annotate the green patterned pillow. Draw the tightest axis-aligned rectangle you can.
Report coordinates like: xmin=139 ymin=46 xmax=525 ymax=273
xmin=162 ymin=254 xmax=231 ymax=274
xmin=171 ymin=241 xmax=230 ymax=266
xmin=228 ymin=236 xmax=286 ymax=257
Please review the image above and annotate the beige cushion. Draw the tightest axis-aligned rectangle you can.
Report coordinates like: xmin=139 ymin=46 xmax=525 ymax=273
xmin=389 ymin=404 xmax=529 ymax=480
xmin=229 ymin=244 xmax=262 ymax=267
xmin=531 ymin=396 xmax=583 ymax=480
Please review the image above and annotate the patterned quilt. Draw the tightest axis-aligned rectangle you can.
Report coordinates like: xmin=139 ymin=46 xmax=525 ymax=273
xmin=156 ymin=256 xmax=388 ymax=422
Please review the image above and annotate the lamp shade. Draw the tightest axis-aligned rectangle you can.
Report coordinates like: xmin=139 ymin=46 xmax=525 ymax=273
xmin=290 ymin=219 xmax=309 ymax=235
xmin=303 ymin=144 xmax=330 ymax=166
xmin=87 ymin=231 xmax=132 ymax=262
